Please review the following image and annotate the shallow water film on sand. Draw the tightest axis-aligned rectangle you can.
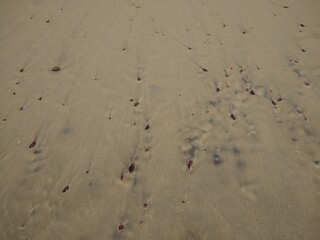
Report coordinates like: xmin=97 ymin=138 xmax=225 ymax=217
xmin=0 ymin=0 xmax=320 ymax=239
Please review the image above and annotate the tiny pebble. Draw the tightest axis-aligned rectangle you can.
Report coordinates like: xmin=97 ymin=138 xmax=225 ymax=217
xmin=51 ymin=66 xmax=61 ymax=72
xmin=62 ymin=185 xmax=69 ymax=193
xmin=29 ymin=141 xmax=36 ymax=148
xmin=129 ymin=163 xmax=135 ymax=173
xmin=187 ymin=160 xmax=193 ymax=170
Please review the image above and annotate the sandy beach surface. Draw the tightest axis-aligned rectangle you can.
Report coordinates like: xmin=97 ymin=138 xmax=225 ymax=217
xmin=1 ymin=0 xmax=320 ymax=239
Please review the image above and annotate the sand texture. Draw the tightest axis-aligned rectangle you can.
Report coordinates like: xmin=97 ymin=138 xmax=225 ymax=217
xmin=1 ymin=0 xmax=320 ymax=239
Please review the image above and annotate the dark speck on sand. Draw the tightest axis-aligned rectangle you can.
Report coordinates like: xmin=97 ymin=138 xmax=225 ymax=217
xmin=51 ymin=66 xmax=61 ymax=72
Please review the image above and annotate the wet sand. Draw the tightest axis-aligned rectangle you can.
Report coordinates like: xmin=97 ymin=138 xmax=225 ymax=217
xmin=0 ymin=0 xmax=320 ymax=239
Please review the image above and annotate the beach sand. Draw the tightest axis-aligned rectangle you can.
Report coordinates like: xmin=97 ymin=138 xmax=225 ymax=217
xmin=0 ymin=0 xmax=320 ymax=239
